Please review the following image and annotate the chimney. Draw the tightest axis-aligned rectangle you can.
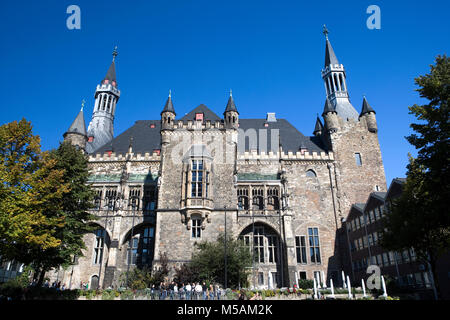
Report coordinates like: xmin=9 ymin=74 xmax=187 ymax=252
xmin=266 ymin=112 xmax=276 ymax=122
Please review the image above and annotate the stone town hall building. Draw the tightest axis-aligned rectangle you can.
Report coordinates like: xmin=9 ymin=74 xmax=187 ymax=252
xmin=57 ymin=33 xmax=386 ymax=290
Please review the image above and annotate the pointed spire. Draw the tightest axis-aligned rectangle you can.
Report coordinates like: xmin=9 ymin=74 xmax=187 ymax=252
xmin=66 ymin=104 xmax=87 ymax=136
xmin=224 ymin=89 xmax=238 ymax=114
xmin=161 ymin=90 xmax=176 ymax=115
xmin=314 ymin=114 xmax=324 ymax=134
xmin=322 ymin=97 xmax=336 ymax=116
xmin=103 ymin=46 xmax=117 ymax=85
xmin=323 ymin=26 xmax=339 ymax=67
xmin=360 ymin=96 xmax=376 ymax=116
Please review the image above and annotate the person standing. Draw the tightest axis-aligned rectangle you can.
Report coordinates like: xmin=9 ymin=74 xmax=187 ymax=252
xmin=185 ymin=283 xmax=192 ymax=300
xmin=174 ymin=282 xmax=178 ymax=300
xmin=169 ymin=281 xmax=174 ymax=300
xmin=202 ymin=282 xmax=207 ymax=300
xmin=209 ymin=285 xmax=214 ymax=300
xmin=195 ymin=282 xmax=202 ymax=300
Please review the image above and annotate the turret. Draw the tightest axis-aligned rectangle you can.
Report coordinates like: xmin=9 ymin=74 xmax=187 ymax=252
xmin=359 ymin=96 xmax=378 ymax=133
xmin=161 ymin=90 xmax=176 ymax=130
xmin=63 ymin=101 xmax=88 ymax=151
xmin=313 ymin=115 xmax=323 ymax=136
xmin=86 ymin=47 xmax=121 ymax=153
xmin=322 ymin=97 xmax=339 ymax=133
xmin=224 ymin=90 xmax=239 ymax=129
xmin=321 ymin=25 xmax=359 ymax=121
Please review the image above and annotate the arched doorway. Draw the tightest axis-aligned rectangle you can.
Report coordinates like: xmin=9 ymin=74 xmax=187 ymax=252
xmin=91 ymin=275 xmax=99 ymax=290
xmin=239 ymin=222 xmax=284 ymax=289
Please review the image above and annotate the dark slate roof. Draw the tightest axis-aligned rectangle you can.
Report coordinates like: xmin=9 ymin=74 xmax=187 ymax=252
xmin=161 ymin=95 xmax=175 ymax=115
xmin=94 ymin=120 xmax=161 ymax=154
xmin=180 ymin=104 xmax=222 ymax=122
xmin=224 ymin=95 xmax=238 ymax=114
xmin=238 ymin=118 xmax=326 ymax=153
xmin=104 ymin=60 xmax=116 ymax=83
xmin=360 ymin=96 xmax=375 ymax=116
xmin=371 ymin=192 xmax=387 ymax=202
xmin=91 ymin=107 xmax=327 ymax=155
xmin=322 ymin=97 xmax=335 ymax=115
xmin=352 ymin=203 xmax=365 ymax=212
xmin=324 ymin=39 xmax=339 ymax=67
xmin=66 ymin=109 xmax=87 ymax=136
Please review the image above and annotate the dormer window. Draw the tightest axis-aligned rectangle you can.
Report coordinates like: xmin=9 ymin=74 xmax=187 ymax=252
xmin=195 ymin=113 xmax=204 ymax=121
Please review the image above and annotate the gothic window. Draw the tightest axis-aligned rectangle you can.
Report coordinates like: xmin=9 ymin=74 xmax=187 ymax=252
xmin=237 ymin=188 xmax=249 ymax=210
xmin=295 ymin=236 xmax=307 ymax=264
xmin=127 ymin=237 xmax=139 ymax=265
xmin=191 ymin=216 xmax=202 ymax=239
xmin=143 ymin=186 xmax=157 ymax=212
xmin=306 ymin=169 xmax=317 ymax=178
xmin=340 ymin=74 xmax=346 ymax=91
xmin=93 ymin=188 xmax=102 ymax=210
xmin=253 ymin=226 xmax=265 ymax=263
xmin=355 ymin=153 xmax=362 ymax=166
xmin=267 ymin=187 xmax=280 ymax=211
xmin=239 ymin=224 xmax=280 ymax=265
xmin=129 ymin=187 xmax=141 ymax=210
xmin=267 ymin=235 xmax=279 ymax=263
xmin=105 ymin=187 xmax=117 ymax=210
xmin=101 ymin=94 xmax=106 ymax=110
xmin=106 ymin=96 xmax=111 ymax=112
xmin=191 ymin=160 xmax=204 ymax=198
xmin=93 ymin=229 xmax=105 ymax=265
xmin=308 ymin=227 xmax=321 ymax=264
xmin=252 ymin=188 xmax=264 ymax=210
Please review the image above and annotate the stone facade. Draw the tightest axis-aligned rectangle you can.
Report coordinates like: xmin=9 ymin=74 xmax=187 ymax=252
xmin=50 ymin=36 xmax=388 ymax=290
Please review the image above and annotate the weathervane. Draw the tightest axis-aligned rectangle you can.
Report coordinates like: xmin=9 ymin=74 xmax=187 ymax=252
xmin=81 ymin=99 xmax=85 ymax=111
xmin=323 ymin=24 xmax=329 ymax=39
xmin=112 ymin=46 xmax=118 ymax=61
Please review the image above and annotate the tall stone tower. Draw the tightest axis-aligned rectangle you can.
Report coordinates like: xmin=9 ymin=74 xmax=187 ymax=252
xmin=63 ymin=101 xmax=87 ymax=151
xmin=319 ymin=26 xmax=387 ymax=223
xmin=86 ymin=47 xmax=121 ymax=153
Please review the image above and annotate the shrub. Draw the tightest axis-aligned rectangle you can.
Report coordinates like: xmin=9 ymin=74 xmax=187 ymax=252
xmin=297 ymin=279 xmax=314 ymax=289
xmin=120 ymin=289 xmax=134 ymax=300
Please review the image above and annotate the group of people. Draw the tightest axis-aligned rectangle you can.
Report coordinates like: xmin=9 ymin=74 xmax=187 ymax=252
xmin=150 ymin=281 xmax=223 ymax=300
xmin=39 ymin=280 xmax=66 ymax=291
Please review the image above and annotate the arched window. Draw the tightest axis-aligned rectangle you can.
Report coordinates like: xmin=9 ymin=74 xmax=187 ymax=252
xmin=339 ymin=74 xmax=346 ymax=91
xmin=125 ymin=225 xmax=155 ymax=267
xmin=306 ymin=169 xmax=317 ymax=178
xmin=237 ymin=188 xmax=249 ymax=210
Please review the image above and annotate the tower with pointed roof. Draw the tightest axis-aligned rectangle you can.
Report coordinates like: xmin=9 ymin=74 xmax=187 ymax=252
xmin=359 ymin=96 xmax=378 ymax=133
xmin=64 ymin=100 xmax=88 ymax=151
xmin=318 ymin=26 xmax=386 ymax=219
xmin=321 ymin=25 xmax=359 ymax=121
xmin=86 ymin=47 xmax=121 ymax=153
xmin=224 ymin=90 xmax=239 ymax=129
xmin=161 ymin=90 xmax=176 ymax=131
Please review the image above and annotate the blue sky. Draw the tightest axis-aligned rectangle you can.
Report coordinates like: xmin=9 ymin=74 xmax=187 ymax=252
xmin=0 ymin=0 xmax=448 ymax=184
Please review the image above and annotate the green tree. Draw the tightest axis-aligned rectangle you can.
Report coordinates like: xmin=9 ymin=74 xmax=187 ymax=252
xmin=190 ymin=233 xmax=252 ymax=289
xmin=24 ymin=141 xmax=96 ymax=285
xmin=0 ymin=119 xmax=67 ymax=261
xmin=381 ymin=55 xmax=450 ymax=299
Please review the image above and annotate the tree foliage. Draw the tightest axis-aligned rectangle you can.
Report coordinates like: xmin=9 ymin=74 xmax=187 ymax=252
xmin=0 ymin=120 xmax=96 ymax=284
xmin=0 ymin=119 xmax=67 ymax=259
xmin=381 ymin=55 xmax=450 ymax=298
xmin=189 ymin=233 xmax=252 ymax=289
